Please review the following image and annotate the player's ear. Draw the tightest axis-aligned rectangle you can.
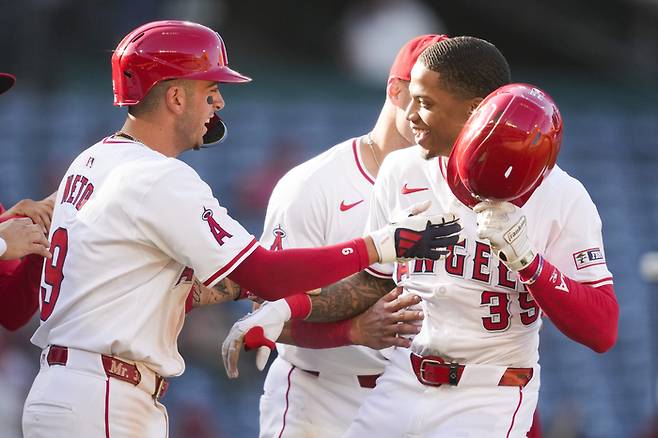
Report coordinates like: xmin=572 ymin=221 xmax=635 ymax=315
xmin=388 ymin=78 xmax=411 ymax=111
xmin=164 ymin=81 xmax=187 ymax=115
xmin=387 ymin=78 xmax=401 ymax=103
xmin=468 ymin=97 xmax=483 ymax=114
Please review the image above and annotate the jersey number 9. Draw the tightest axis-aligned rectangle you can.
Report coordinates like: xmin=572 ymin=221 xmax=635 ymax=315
xmin=40 ymin=228 xmax=69 ymax=321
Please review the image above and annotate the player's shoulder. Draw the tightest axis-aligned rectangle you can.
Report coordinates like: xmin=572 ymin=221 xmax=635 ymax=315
xmin=276 ymin=138 xmax=356 ymax=189
xmin=290 ymin=138 xmax=355 ymax=178
xmin=527 ymin=164 xmax=596 ymax=217
xmin=539 ymin=165 xmax=590 ymax=199
xmin=268 ymin=138 xmax=357 ymax=211
xmin=96 ymin=140 xmax=203 ymax=194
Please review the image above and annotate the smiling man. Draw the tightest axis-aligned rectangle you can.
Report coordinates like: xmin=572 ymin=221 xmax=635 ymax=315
xmin=226 ymin=36 xmax=617 ymax=438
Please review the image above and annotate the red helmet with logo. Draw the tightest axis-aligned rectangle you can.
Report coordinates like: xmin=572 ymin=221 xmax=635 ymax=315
xmin=112 ymin=20 xmax=251 ymax=144
xmin=447 ymin=83 xmax=562 ymax=208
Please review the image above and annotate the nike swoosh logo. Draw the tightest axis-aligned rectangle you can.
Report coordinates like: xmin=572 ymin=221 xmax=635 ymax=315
xmin=401 ymin=183 xmax=429 ymax=195
xmin=340 ymin=200 xmax=364 ymax=211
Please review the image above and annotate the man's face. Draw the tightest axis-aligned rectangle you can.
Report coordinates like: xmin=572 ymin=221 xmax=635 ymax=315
xmin=177 ymin=80 xmax=225 ymax=151
xmin=406 ymin=63 xmax=477 ymax=160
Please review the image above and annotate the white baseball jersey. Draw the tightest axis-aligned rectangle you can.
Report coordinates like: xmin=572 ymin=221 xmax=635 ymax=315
xmin=365 ymin=146 xmax=613 ymax=367
xmin=260 ymin=137 xmax=388 ymax=375
xmin=31 ymin=136 xmax=258 ymax=377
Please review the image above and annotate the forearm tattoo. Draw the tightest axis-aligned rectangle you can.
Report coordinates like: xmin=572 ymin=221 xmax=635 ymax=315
xmin=306 ymin=271 xmax=395 ymax=322
xmin=192 ymin=277 xmax=241 ymax=307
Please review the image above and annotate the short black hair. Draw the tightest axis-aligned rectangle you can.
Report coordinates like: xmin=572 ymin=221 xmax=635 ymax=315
xmin=419 ymin=36 xmax=511 ymax=99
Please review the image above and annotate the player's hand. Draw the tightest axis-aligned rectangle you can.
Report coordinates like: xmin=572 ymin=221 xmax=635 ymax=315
xmin=368 ymin=201 xmax=463 ymax=263
xmin=474 ymin=201 xmax=536 ymax=271
xmin=0 ymin=218 xmax=51 ymax=260
xmin=1 ymin=192 xmax=57 ymax=234
xmin=221 ymin=299 xmax=292 ymax=378
xmin=349 ymin=287 xmax=423 ymax=349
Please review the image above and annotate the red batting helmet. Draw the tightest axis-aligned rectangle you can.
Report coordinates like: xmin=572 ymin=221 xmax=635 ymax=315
xmin=0 ymin=73 xmax=15 ymax=95
xmin=447 ymin=83 xmax=563 ymax=208
xmin=112 ymin=20 xmax=251 ymax=145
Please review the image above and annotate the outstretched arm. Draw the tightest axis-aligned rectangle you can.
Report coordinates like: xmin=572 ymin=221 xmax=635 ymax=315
xmin=281 ymin=286 xmax=422 ymax=350
xmin=305 ymin=271 xmax=395 ymax=322
xmin=221 ymin=272 xmax=422 ymax=377
xmin=225 ymin=212 xmax=461 ymax=301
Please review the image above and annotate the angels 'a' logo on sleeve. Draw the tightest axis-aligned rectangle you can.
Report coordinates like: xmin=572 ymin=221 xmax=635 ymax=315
xmin=572 ymin=247 xmax=605 ymax=270
xmin=270 ymin=226 xmax=286 ymax=251
xmin=202 ymin=207 xmax=233 ymax=246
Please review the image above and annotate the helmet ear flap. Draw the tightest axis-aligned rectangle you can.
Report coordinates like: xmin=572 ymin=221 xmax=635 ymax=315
xmin=201 ymin=113 xmax=227 ymax=146
xmin=0 ymin=73 xmax=15 ymax=95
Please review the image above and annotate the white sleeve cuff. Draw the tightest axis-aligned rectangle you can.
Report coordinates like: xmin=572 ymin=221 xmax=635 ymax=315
xmin=0 ymin=237 xmax=6 ymax=258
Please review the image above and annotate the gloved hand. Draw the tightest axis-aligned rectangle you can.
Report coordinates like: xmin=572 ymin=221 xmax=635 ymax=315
xmin=221 ymin=299 xmax=291 ymax=378
xmin=474 ymin=201 xmax=536 ymax=271
xmin=368 ymin=201 xmax=462 ymax=263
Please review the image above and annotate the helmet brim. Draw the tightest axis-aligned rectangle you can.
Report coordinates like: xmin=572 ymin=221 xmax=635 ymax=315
xmin=0 ymin=73 xmax=16 ymax=95
xmin=187 ymin=66 xmax=252 ymax=84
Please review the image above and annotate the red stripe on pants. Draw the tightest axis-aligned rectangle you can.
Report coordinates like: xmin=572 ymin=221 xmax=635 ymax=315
xmin=506 ymin=386 xmax=523 ymax=438
xmin=104 ymin=378 xmax=111 ymax=438
xmin=277 ymin=365 xmax=296 ymax=438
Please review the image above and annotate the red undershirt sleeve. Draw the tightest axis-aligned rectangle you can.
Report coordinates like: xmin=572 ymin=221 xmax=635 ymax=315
xmin=0 ymin=254 xmax=43 ymax=331
xmin=227 ymin=238 xmax=370 ymax=301
xmin=519 ymin=255 xmax=618 ymax=353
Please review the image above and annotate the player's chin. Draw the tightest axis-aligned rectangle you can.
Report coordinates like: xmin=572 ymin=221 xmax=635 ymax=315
xmin=193 ymin=127 xmax=207 ymax=150
xmin=418 ymin=141 xmax=437 ymax=160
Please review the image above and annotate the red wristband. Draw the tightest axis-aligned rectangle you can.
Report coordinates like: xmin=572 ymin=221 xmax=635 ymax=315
xmin=284 ymin=294 xmax=312 ymax=320
xmin=353 ymin=238 xmax=370 ymax=271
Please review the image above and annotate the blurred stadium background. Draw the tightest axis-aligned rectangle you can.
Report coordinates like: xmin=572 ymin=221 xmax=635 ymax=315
xmin=1 ymin=0 xmax=657 ymax=437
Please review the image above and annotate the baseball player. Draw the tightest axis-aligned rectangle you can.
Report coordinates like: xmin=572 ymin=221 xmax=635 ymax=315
xmin=21 ymin=20 xmax=459 ymax=437
xmin=225 ymin=37 xmax=618 ymax=437
xmin=250 ymin=35 xmax=448 ymax=438
xmin=0 ymin=72 xmax=54 ymax=330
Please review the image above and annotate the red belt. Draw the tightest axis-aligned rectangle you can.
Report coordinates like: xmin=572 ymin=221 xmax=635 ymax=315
xmin=299 ymin=368 xmax=380 ymax=389
xmin=47 ymin=345 xmax=169 ymax=400
xmin=410 ymin=353 xmax=533 ymax=388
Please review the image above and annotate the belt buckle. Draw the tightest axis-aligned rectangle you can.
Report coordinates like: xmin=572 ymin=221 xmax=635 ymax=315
xmin=419 ymin=357 xmax=444 ymax=386
xmin=153 ymin=377 xmax=168 ymax=401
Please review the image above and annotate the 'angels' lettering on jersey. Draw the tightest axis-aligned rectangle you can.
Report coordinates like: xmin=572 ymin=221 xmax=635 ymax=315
xmin=396 ymin=238 xmax=524 ymax=293
xmin=60 ymin=174 xmax=95 ymax=211
xmin=202 ymin=207 xmax=233 ymax=246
